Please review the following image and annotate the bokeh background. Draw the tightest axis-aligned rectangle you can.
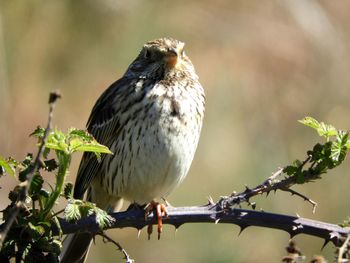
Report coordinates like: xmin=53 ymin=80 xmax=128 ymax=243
xmin=1 ymin=0 xmax=350 ymax=262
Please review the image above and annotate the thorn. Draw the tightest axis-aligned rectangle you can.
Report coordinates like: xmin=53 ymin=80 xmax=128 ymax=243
xmin=137 ymin=229 xmax=141 ymax=239
xmin=239 ymin=212 xmax=248 ymax=217
xmin=251 ymin=202 xmax=256 ymax=210
xmin=238 ymin=225 xmax=249 ymax=236
xmin=289 ymin=232 xmax=296 ymax=239
xmin=321 ymin=239 xmax=330 ymax=250
xmin=173 ymin=223 xmax=182 ymax=230
xmin=329 ymin=231 xmax=340 ymax=240
xmin=207 ymin=195 xmax=215 ymax=205
xmin=215 ymin=218 xmax=220 ymax=224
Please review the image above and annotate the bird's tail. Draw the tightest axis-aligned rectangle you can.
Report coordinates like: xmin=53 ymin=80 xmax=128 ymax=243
xmin=60 ymin=231 xmax=93 ymax=263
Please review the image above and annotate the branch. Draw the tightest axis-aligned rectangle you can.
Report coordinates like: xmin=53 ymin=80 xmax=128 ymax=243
xmin=0 ymin=90 xmax=61 ymax=248
xmin=98 ymin=232 xmax=134 ymax=263
xmin=218 ymin=162 xmax=318 ymax=212
xmin=58 ymin=203 xmax=350 ymax=247
xmin=338 ymin=234 xmax=350 ymax=263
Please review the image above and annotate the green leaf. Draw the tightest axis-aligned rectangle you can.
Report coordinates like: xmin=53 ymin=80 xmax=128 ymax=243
xmin=299 ymin=117 xmax=337 ymax=139
xmin=63 ymin=183 xmax=73 ymax=199
xmin=94 ymin=207 xmax=115 ymax=229
xmin=68 ymin=128 xmax=93 ymax=141
xmin=45 ymin=130 xmax=69 ymax=152
xmin=331 ymin=131 xmax=348 ymax=163
xmin=30 ymin=126 xmax=45 ymax=138
xmin=0 ymin=155 xmax=15 ymax=177
xmin=283 ymin=165 xmax=297 ymax=176
xmin=64 ymin=202 xmax=82 ymax=222
xmin=299 ymin=117 xmax=321 ymax=130
xmin=28 ymin=222 xmax=45 ymax=238
xmin=44 ymin=159 xmax=58 ymax=172
xmin=73 ymin=143 xmax=112 ymax=154
xmin=29 ymin=173 xmax=44 ymax=195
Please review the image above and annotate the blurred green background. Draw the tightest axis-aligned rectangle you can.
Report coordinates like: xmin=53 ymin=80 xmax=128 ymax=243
xmin=1 ymin=0 xmax=350 ymax=262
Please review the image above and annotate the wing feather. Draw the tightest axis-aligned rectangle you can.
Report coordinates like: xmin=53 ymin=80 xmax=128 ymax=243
xmin=73 ymin=77 xmax=154 ymax=199
xmin=73 ymin=77 xmax=132 ymax=199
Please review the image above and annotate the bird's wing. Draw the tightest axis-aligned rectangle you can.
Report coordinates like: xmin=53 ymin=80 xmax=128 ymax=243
xmin=73 ymin=77 xmax=138 ymax=199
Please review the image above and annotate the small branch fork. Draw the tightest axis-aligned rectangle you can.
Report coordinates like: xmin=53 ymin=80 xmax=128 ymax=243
xmin=0 ymin=91 xmax=61 ymax=249
xmin=98 ymin=232 xmax=134 ymax=263
xmin=218 ymin=159 xmax=317 ymax=213
xmin=338 ymin=234 xmax=350 ymax=263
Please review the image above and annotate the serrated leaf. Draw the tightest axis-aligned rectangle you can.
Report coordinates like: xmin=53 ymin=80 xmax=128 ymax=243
xmin=45 ymin=130 xmax=69 ymax=152
xmin=318 ymin=122 xmax=337 ymax=138
xmin=0 ymin=155 xmax=15 ymax=177
xmin=283 ymin=165 xmax=297 ymax=176
xmin=22 ymin=153 xmax=33 ymax=167
xmin=299 ymin=117 xmax=337 ymax=139
xmin=74 ymin=141 xmax=112 ymax=154
xmin=299 ymin=117 xmax=321 ymax=130
xmin=64 ymin=202 xmax=81 ymax=222
xmin=44 ymin=159 xmax=58 ymax=172
xmin=68 ymin=129 xmax=94 ymax=141
xmin=331 ymin=131 xmax=348 ymax=163
xmin=63 ymin=183 xmax=73 ymax=199
xmin=94 ymin=207 xmax=115 ymax=228
xmin=30 ymin=126 xmax=45 ymax=138
xmin=28 ymin=222 xmax=46 ymax=238
xmin=29 ymin=173 xmax=44 ymax=195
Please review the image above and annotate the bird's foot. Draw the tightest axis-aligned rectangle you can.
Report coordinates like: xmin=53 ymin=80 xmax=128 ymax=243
xmin=161 ymin=197 xmax=173 ymax=208
xmin=145 ymin=201 xmax=168 ymax=240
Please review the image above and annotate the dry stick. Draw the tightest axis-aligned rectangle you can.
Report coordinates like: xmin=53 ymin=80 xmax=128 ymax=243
xmin=338 ymin=234 xmax=350 ymax=263
xmin=98 ymin=233 xmax=134 ymax=263
xmin=0 ymin=90 xmax=61 ymax=248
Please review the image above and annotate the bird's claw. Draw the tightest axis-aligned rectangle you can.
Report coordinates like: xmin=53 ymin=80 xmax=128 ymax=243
xmin=145 ymin=201 xmax=168 ymax=240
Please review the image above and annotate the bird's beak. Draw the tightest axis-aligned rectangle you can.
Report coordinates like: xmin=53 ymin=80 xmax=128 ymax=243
xmin=164 ymin=48 xmax=179 ymax=68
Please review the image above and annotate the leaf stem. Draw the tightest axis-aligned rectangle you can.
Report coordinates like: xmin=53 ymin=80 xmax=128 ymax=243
xmin=41 ymin=152 xmax=70 ymax=219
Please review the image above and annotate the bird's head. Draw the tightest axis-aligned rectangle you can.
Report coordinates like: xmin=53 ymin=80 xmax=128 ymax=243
xmin=125 ymin=37 xmax=196 ymax=80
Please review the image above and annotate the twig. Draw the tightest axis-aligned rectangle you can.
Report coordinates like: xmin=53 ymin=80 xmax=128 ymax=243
xmin=98 ymin=232 xmax=134 ymax=263
xmin=338 ymin=234 xmax=350 ymax=263
xmin=0 ymin=90 xmax=61 ymax=249
xmin=282 ymin=188 xmax=317 ymax=214
xmin=58 ymin=204 xmax=350 ymax=247
xmin=218 ymin=157 xmax=318 ymax=211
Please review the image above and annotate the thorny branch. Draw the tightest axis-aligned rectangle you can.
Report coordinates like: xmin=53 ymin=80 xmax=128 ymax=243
xmin=58 ymin=155 xmax=350 ymax=252
xmin=0 ymin=90 xmax=61 ymax=249
xmin=98 ymin=232 xmax=134 ymax=263
xmin=58 ymin=204 xmax=350 ymax=248
xmin=218 ymin=159 xmax=317 ymax=213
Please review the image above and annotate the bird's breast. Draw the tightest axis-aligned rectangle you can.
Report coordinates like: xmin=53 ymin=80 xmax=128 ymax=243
xmin=102 ymin=81 xmax=205 ymax=204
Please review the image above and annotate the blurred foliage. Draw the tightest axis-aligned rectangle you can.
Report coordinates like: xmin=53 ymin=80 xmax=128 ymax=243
xmin=1 ymin=0 xmax=350 ymax=262
xmin=0 ymin=128 xmax=113 ymax=262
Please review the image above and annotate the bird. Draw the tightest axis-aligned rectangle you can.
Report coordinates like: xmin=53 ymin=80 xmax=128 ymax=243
xmin=60 ymin=37 xmax=205 ymax=262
